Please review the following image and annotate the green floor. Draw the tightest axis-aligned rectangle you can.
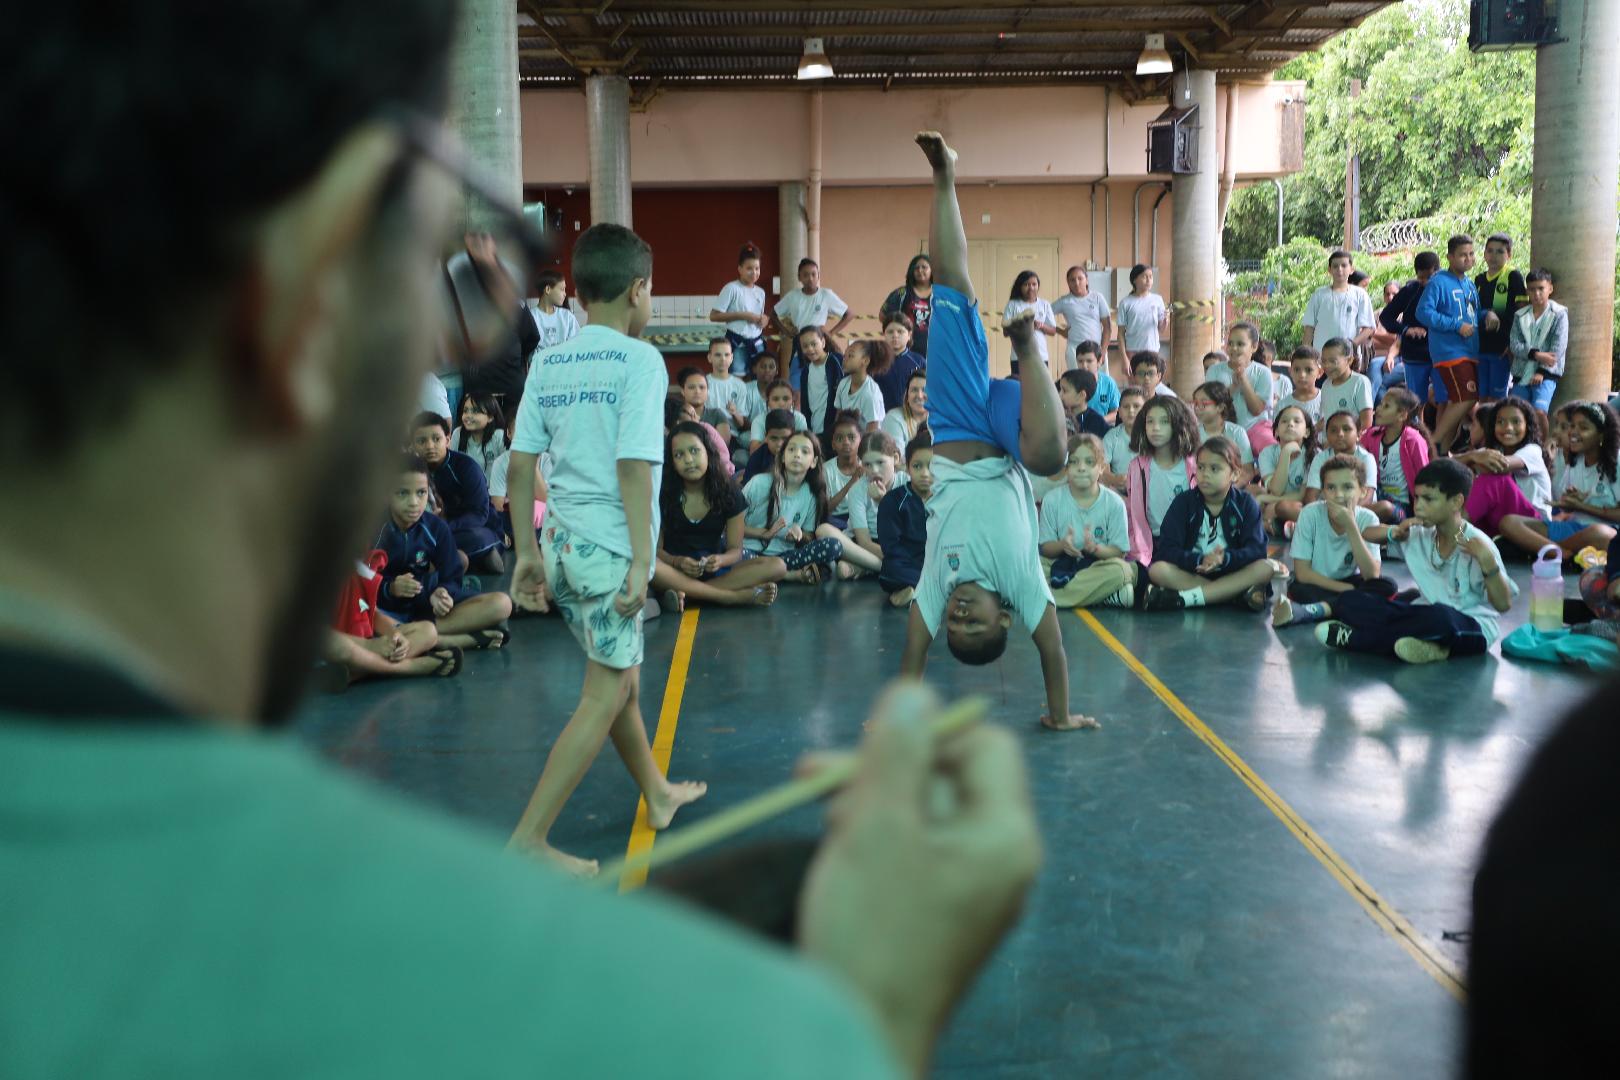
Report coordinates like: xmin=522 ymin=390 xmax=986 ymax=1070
xmin=295 ymin=560 xmax=1599 ymax=1077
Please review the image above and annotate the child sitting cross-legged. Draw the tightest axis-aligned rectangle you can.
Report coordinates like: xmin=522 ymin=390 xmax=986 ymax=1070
xmin=376 ymin=454 xmax=514 ymax=651
xmin=1037 ymin=434 xmax=1136 ymax=608
xmin=1361 ymin=387 xmax=1432 ymax=524
xmin=1271 ymin=454 xmax=1392 ymax=629
xmin=877 ymin=430 xmax=934 ymax=607
xmin=410 ymin=411 xmax=507 ymax=575
xmin=741 ymin=430 xmax=852 ymax=583
xmin=1303 ymin=410 xmax=1378 ymax=506
xmin=1123 ymin=394 xmax=1201 ymax=562
xmin=653 ymin=421 xmax=784 ymax=610
xmin=1140 ymin=436 xmax=1288 ymax=612
xmin=1498 ymin=399 xmax=1620 ymax=559
xmin=319 ymin=549 xmax=463 ymax=691
xmin=1256 ymin=404 xmax=1315 ymax=538
xmin=841 ymin=429 xmax=907 ymax=577
xmin=1308 ymin=459 xmax=1518 ymax=663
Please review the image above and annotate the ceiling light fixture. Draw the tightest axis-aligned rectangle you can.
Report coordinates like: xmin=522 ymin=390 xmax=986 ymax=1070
xmin=1136 ymin=33 xmax=1173 ymax=76
xmin=798 ymin=37 xmax=833 ymax=80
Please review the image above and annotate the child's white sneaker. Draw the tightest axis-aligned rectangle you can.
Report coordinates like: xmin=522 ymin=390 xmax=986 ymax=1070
xmin=1315 ymin=620 xmax=1354 ymax=649
xmin=1100 ymin=584 xmax=1134 ymax=608
xmin=1394 ymin=637 xmax=1450 ymax=664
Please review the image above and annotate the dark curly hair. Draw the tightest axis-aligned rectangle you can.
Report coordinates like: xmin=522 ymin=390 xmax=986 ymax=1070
xmin=1129 ymin=395 xmax=1201 ymax=460
xmin=1562 ymin=400 xmax=1620 ymax=484
xmin=661 ymin=421 xmax=735 ymax=525
xmin=1479 ymin=397 xmax=1550 ymax=475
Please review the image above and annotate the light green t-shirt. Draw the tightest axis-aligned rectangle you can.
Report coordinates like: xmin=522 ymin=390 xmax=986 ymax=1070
xmin=0 ymin=717 xmax=898 ymax=1079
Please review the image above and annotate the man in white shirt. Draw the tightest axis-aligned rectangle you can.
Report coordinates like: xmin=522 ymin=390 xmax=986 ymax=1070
xmin=1301 ymin=251 xmax=1376 ymax=353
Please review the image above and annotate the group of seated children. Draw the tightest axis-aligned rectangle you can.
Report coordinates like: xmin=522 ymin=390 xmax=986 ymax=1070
xmin=321 ymin=452 xmax=515 ymax=689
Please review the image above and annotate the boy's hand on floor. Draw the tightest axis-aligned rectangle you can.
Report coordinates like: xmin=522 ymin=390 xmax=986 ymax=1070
xmin=800 ymin=681 xmax=1039 ymax=1076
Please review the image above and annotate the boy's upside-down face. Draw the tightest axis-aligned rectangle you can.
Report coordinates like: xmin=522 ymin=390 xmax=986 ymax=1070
xmin=945 ymin=581 xmax=1013 ymax=660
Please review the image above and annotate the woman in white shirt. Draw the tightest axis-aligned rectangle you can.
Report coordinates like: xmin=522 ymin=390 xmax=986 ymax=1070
xmin=1002 ymin=271 xmax=1058 ymax=375
xmin=1116 ymin=263 xmax=1169 ymax=358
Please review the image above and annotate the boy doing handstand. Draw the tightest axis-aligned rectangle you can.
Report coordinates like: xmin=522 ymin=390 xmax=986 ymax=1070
xmin=898 ymin=132 xmax=1097 ymax=731
xmin=506 ymin=224 xmax=707 ymax=875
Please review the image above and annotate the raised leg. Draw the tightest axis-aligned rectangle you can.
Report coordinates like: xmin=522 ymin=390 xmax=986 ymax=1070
xmin=1006 ymin=314 xmax=1069 ymax=475
xmin=917 ymin=131 xmax=973 ymax=303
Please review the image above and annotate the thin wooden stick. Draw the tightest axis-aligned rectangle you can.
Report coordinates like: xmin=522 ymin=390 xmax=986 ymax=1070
xmin=597 ymin=695 xmax=991 ymax=887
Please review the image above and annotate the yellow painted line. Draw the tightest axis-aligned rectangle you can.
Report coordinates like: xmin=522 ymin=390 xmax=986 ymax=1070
xmin=617 ymin=607 xmax=701 ymax=893
xmin=1074 ymin=608 xmax=1468 ymax=1002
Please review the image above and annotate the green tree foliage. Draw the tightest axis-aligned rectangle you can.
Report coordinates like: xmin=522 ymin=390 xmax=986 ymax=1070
xmin=1221 ymin=0 xmax=1620 ymax=379
xmin=1224 ymin=0 xmax=1533 ymax=262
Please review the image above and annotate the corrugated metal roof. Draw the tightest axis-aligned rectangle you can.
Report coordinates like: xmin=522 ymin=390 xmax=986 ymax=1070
xmin=521 ymin=1 xmax=1393 ymax=90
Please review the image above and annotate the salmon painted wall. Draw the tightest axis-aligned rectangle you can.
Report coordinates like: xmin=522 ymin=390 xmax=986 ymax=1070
xmin=519 ymin=81 xmax=1303 ymax=187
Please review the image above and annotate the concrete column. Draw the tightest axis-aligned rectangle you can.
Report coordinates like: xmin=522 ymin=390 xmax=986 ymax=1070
xmin=1532 ymin=0 xmax=1620 ymax=405
xmin=585 ymin=75 xmax=632 ymax=227
xmin=446 ymin=0 xmax=522 ymax=231
xmin=1170 ymin=68 xmax=1219 ymax=398
xmin=779 ymin=181 xmax=808 ymax=292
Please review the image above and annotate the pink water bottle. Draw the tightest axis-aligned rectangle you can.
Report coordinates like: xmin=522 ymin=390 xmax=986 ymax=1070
xmin=1530 ymin=544 xmax=1564 ymax=632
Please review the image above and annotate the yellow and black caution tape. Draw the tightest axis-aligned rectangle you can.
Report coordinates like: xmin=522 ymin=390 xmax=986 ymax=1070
xmin=1168 ymin=298 xmax=1219 ymax=324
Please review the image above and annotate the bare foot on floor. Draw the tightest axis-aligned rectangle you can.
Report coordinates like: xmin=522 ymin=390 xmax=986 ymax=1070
xmin=508 ymin=836 xmax=600 ymax=878
xmin=750 ymin=583 xmax=778 ymax=606
xmin=888 ymin=586 xmax=915 ymax=608
xmin=647 ymin=780 xmax=708 ymax=830
xmin=1041 ymin=712 xmax=1102 ymax=732
xmin=915 ymin=130 xmax=958 ymax=173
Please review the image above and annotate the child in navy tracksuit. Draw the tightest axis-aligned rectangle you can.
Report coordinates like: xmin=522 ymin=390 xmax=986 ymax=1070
xmin=376 ymin=455 xmax=513 ymax=651
xmin=1142 ymin=436 xmax=1288 ymax=611
xmin=876 ymin=432 xmax=935 ymax=606
xmin=411 ymin=411 xmax=506 ymax=573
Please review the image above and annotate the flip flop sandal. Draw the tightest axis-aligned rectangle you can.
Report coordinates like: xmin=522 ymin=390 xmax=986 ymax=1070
xmin=429 ymin=647 xmax=464 ymax=677
xmin=469 ymin=624 xmax=511 ymax=651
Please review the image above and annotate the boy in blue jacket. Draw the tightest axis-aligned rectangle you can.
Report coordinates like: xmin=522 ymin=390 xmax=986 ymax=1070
xmin=376 ymin=455 xmax=513 ymax=650
xmin=411 ymin=411 xmax=506 ymax=573
xmin=1417 ymin=235 xmax=1481 ymax=452
xmin=1141 ymin=436 xmax=1288 ymax=611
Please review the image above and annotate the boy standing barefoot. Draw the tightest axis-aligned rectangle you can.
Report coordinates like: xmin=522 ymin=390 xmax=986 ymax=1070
xmin=506 ymin=224 xmax=707 ymax=875
xmin=898 ymin=132 xmax=1097 ymax=732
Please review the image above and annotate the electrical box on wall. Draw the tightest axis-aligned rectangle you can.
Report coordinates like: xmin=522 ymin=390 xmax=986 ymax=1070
xmin=1469 ymin=0 xmax=1560 ymax=52
xmin=1146 ymin=105 xmax=1200 ymax=175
